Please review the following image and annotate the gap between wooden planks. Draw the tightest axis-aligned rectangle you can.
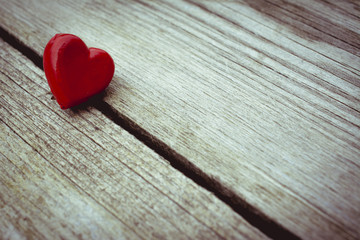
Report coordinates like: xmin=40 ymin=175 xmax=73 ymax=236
xmin=0 ymin=39 xmax=268 ymax=239
xmin=0 ymin=0 xmax=360 ymax=239
xmin=0 ymin=26 xmax=301 ymax=240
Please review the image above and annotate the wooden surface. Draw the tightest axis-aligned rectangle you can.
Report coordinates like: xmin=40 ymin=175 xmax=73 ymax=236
xmin=0 ymin=39 xmax=266 ymax=239
xmin=0 ymin=0 xmax=359 ymax=239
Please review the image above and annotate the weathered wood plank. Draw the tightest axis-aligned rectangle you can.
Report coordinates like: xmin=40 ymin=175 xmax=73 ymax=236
xmin=1 ymin=0 xmax=359 ymax=239
xmin=0 ymin=123 xmax=136 ymax=239
xmin=0 ymin=39 xmax=267 ymax=239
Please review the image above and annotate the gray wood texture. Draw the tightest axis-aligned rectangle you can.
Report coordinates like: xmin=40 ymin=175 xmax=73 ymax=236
xmin=0 ymin=39 xmax=266 ymax=239
xmin=0 ymin=0 xmax=359 ymax=239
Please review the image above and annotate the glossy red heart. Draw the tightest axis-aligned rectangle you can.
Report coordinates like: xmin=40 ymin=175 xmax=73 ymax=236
xmin=43 ymin=34 xmax=114 ymax=109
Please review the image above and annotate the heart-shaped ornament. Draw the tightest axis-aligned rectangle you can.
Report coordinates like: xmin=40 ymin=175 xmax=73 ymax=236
xmin=43 ymin=34 xmax=115 ymax=109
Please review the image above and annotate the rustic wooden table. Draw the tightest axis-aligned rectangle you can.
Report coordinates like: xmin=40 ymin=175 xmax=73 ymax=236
xmin=1 ymin=0 xmax=359 ymax=239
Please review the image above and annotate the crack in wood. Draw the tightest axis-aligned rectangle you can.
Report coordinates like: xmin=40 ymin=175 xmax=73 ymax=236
xmin=92 ymin=100 xmax=301 ymax=240
xmin=0 ymin=26 xmax=300 ymax=240
xmin=0 ymin=26 xmax=43 ymax=70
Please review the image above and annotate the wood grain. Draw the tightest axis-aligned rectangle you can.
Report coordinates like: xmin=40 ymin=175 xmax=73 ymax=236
xmin=0 ymin=0 xmax=359 ymax=239
xmin=0 ymin=123 xmax=137 ymax=240
xmin=0 ymin=39 xmax=267 ymax=239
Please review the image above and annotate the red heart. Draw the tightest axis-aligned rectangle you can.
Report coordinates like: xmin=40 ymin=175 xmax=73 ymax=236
xmin=43 ymin=34 xmax=114 ymax=109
